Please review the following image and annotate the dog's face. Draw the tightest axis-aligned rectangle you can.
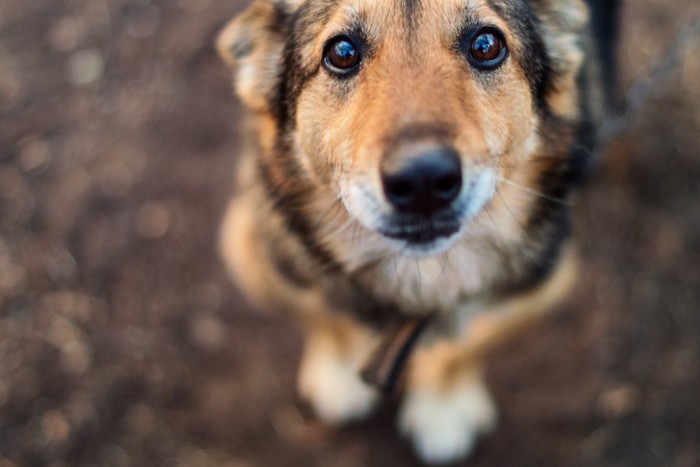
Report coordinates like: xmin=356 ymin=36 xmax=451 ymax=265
xmin=219 ymin=0 xmax=588 ymax=258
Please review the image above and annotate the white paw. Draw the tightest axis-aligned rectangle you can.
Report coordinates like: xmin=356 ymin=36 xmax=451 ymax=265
xmin=298 ymin=352 xmax=379 ymax=424
xmin=399 ymin=377 xmax=497 ymax=464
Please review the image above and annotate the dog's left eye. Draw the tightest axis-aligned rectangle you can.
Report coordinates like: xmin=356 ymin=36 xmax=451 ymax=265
xmin=465 ymin=27 xmax=508 ymax=70
xmin=323 ymin=36 xmax=361 ymax=76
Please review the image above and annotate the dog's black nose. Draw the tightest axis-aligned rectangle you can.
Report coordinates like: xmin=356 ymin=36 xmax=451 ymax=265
xmin=381 ymin=147 xmax=462 ymax=215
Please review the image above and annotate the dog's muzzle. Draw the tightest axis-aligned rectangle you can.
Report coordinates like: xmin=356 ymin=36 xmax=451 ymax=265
xmin=341 ymin=143 xmax=495 ymax=256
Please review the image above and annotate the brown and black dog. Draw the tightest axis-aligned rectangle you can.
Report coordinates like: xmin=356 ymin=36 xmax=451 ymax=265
xmin=217 ymin=0 xmax=617 ymax=463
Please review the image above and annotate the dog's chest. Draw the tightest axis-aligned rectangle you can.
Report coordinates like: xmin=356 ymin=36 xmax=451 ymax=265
xmin=339 ymin=239 xmax=500 ymax=314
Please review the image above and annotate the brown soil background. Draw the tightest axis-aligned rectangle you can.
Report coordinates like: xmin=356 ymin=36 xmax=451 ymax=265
xmin=1 ymin=1 xmax=700 ymax=466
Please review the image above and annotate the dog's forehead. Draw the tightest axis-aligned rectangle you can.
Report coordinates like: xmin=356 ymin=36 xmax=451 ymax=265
xmin=301 ymin=0 xmax=505 ymax=33
xmin=289 ymin=0 xmax=522 ymax=69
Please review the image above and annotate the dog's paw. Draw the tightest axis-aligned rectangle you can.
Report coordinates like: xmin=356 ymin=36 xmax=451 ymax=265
xmin=399 ymin=377 xmax=497 ymax=464
xmin=298 ymin=352 xmax=379 ymax=424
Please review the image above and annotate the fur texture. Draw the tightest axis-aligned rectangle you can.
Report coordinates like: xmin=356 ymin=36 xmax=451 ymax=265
xmin=217 ymin=0 xmax=616 ymax=463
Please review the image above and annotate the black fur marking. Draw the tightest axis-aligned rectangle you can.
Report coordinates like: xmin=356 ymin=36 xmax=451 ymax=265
xmin=403 ymin=0 xmax=416 ymax=19
xmin=257 ymin=147 xmax=414 ymax=327
xmin=249 ymin=0 xmax=616 ymax=328
xmin=328 ymin=274 xmax=435 ymax=327
xmin=277 ymin=3 xmax=387 ymax=129
xmin=586 ymin=0 xmax=620 ymax=104
xmin=526 ymin=54 xmax=598 ymax=237
xmin=255 ymin=0 xmax=427 ymax=327
xmin=267 ymin=245 xmax=314 ymax=288
xmin=476 ymin=0 xmax=605 ymax=296
xmin=256 ymin=152 xmax=342 ymax=273
xmin=257 ymin=143 xmax=422 ymax=327
xmin=510 ymin=99 xmax=594 ymax=294
xmin=521 ymin=0 xmax=621 ymax=241
xmin=486 ymin=0 xmax=552 ymax=111
xmin=275 ymin=0 xmax=337 ymax=131
xmin=403 ymin=0 xmax=420 ymax=32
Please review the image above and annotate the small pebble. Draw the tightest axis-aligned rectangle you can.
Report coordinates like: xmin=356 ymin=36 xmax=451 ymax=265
xmin=191 ymin=314 xmax=225 ymax=351
xmin=177 ymin=0 xmax=211 ymax=12
xmin=124 ymin=404 xmax=156 ymax=436
xmin=0 ymin=167 xmax=22 ymax=200
xmin=597 ymin=384 xmax=640 ymax=418
xmin=41 ymin=409 xmax=71 ymax=443
xmin=67 ymin=49 xmax=104 ymax=86
xmin=135 ymin=202 xmax=171 ymax=239
xmin=99 ymin=445 xmax=130 ymax=467
xmin=47 ymin=17 xmax=82 ymax=52
xmin=18 ymin=138 xmax=51 ymax=173
xmin=126 ymin=5 xmax=160 ymax=39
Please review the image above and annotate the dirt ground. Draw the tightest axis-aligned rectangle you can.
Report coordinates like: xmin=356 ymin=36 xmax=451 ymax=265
xmin=1 ymin=1 xmax=699 ymax=466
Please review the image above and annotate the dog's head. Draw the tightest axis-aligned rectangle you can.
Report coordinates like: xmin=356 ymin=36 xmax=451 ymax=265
xmin=219 ymin=0 xmax=590 ymax=258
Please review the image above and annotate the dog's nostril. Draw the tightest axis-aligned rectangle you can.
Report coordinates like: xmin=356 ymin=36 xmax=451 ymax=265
xmin=434 ymin=173 xmax=461 ymax=197
xmin=384 ymin=178 xmax=417 ymax=204
xmin=381 ymin=148 xmax=462 ymax=215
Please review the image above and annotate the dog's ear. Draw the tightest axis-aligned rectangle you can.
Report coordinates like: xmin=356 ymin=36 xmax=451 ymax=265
xmin=217 ymin=0 xmax=287 ymax=113
xmin=531 ymin=0 xmax=590 ymax=117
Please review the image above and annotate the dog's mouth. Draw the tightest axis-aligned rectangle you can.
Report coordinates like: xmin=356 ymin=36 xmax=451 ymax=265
xmin=378 ymin=213 xmax=462 ymax=245
xmin=375 ymin=207 xmax=465 ymax=256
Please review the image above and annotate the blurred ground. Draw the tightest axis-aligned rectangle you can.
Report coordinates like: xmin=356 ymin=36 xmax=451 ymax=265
xmin=1 ymin=1 xmax=700 ymax=466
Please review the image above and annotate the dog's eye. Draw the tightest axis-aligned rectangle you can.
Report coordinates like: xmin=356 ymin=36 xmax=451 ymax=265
xmin=467 ymin=28 xmax=507 ymax=69
xmin=323 ymin=36 xmax=361 ymax=76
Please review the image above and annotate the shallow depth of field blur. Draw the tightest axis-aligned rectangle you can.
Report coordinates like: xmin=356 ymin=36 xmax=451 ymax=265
xmin=1 ymin=1 xmax=700 ymax=466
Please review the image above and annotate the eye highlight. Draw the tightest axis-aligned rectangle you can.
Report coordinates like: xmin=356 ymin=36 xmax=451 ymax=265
xmin=323 ymin=36 xmax=361 ymax=77
xmin=465 ymin=27 xmax=508 ymax=70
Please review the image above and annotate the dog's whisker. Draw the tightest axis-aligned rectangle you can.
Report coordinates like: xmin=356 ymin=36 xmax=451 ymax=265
xmin=392 ymin=253 xmax=406 ymax=296
xmin=350 ymin=222 xmax=360 ymax=251
xmin=438 ymin=252 xmax=449 ymax=278
xmin=484 ymin=210 xmax=542 ymax=266
xmin=487 ymin=161 xmax=552 ymax=262
xmin=489 ymin=188 xmax=544 ymax=265
xmin=495 ymin=176 xmax=570 ymax=206
xmin=415 ymin=258 xmax=422 ymax=297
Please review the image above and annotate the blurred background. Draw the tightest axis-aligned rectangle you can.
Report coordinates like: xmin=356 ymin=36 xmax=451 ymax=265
xmin=1 ymin=1 xmax=699 ymax=466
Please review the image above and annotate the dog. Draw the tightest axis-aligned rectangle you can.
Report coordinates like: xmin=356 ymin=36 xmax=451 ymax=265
xmin=217 ymin=0 xmax=618 ymax=463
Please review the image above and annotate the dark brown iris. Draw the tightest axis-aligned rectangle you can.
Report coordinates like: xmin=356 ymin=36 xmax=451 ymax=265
xmin=325 ymin=38 xmax=360 ymax=71
xmin=470 ymin=30 xmax=505 ymax=63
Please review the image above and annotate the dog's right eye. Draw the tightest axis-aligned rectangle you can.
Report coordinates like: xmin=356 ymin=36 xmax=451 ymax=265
xmin=323 ymin=36 xmax=361 ymax=76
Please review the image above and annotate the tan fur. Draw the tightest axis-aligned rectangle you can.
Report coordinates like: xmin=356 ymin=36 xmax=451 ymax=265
xmin=217 ymin=0 xmax=597 ymax=462
xmin=216 ymin=1 xmax=285 ymax=112
xmin=296 ymin=1 xmax=534 ymax=182
xmin=412 ymin=241 xmax=578 ymax=387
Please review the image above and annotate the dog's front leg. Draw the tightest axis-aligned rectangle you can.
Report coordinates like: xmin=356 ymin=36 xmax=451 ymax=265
xmin=399 ymin=336 xmax=498 ymax=465
xmin=400 ymin=244 xmax=579 ymax=464
xmin=297 ymin=313 xmax=380 ymax=424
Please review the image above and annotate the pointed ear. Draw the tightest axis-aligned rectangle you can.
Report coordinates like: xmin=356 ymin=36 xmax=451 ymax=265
xmin=217 ymin=1 xmax=287 ymax=113
xmin=531 ymin=0 xmax=590 ymax=117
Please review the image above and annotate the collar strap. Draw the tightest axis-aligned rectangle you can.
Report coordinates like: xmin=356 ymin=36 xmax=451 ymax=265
xmin=360 ymin=315 xmax=433 ymax=396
